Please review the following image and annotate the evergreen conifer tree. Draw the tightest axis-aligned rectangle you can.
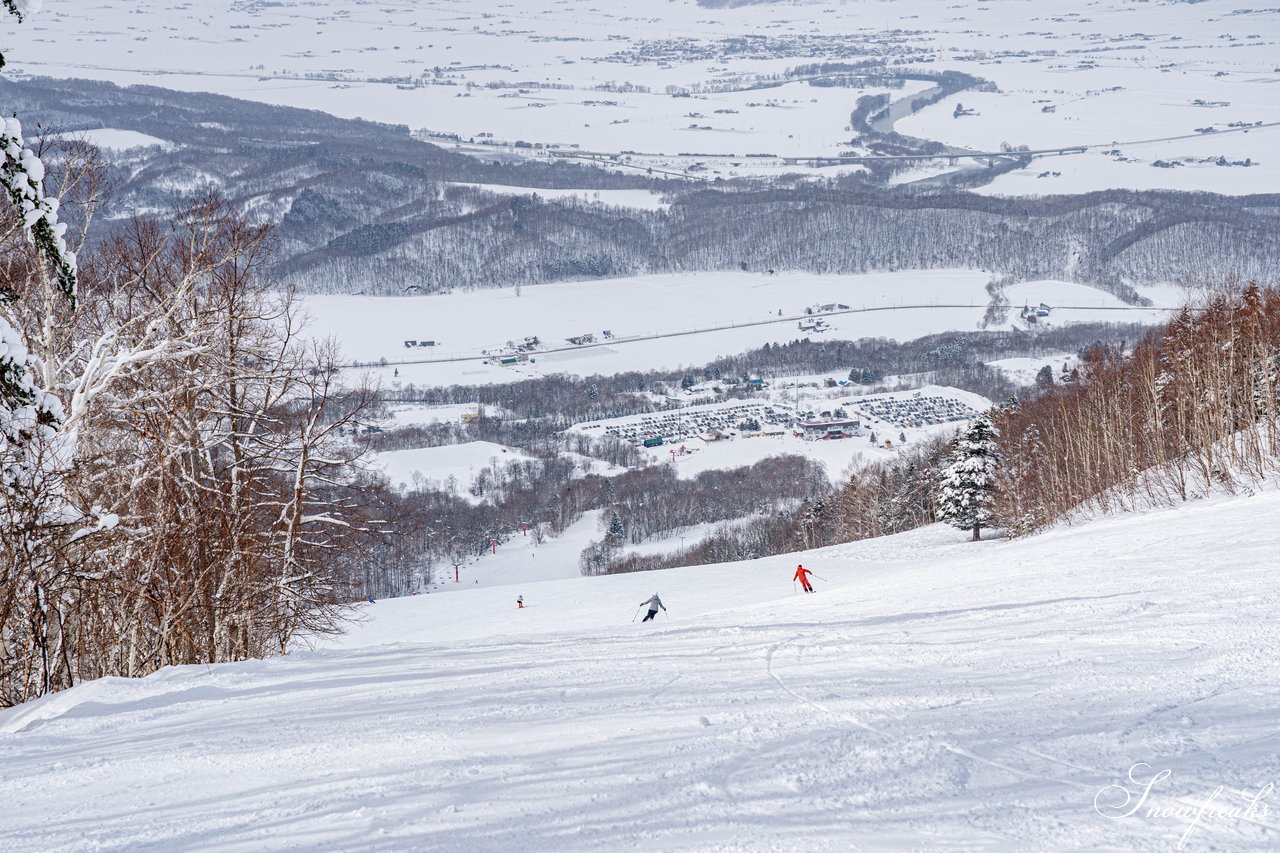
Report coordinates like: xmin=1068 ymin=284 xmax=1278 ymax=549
xmin=937 ymin=412 xmax=1001 ymax=541
xmin=602 ymin=510 xmax=626 ymax=552
xmin=1 ymin=0 xmax=78 ymax=493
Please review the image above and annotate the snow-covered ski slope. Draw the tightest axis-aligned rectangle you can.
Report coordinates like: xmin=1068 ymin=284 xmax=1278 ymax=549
xmin=4 ymin=491 xmax=1280 ymax=851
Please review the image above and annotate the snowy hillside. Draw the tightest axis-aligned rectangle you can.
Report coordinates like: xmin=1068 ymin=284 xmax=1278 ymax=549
xmin=4 ymin=489 xmax=1279 ymax=851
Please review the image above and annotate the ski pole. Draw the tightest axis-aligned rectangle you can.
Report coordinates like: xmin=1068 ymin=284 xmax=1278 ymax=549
xmin=632 ymin=607 xmax=641 ymax=622
xmin=793 ymin=580 xmax=797 ymax=594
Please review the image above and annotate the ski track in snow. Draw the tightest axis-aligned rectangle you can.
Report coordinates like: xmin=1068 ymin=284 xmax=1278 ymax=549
xmin=4 ymin=492 xmax=1280 ymax=851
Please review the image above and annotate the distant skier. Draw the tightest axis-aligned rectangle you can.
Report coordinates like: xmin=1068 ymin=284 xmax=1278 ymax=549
xmin=640 ymin=593 xmax=666 ymax=622
xmin=794 ymin=564 xmax=815 ymax=593
xmin=517 ymin=595 xmax=524 ymax=609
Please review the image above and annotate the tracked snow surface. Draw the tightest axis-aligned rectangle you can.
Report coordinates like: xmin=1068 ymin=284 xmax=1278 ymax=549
xmin=2 ymin=491 xmax=1279 ymax=851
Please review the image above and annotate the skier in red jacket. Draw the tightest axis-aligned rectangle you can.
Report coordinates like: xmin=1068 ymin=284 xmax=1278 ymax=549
xmin=794 ymin=564 xmax=815 ymax=593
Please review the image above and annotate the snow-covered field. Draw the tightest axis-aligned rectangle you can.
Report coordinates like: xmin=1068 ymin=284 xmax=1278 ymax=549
xmin=8 ymin=0 xmax=1277 ymax=192
xmin=381 ymin=403 xmax=482 ymax=427
xmin=371 ymin=440 xmax=623 ymax=499
xmin=5 ymin=486 xmax=1280 ymax=851
xmin=5 ymin=5 xmax=1277 ymax=849
xmin=987 ymin=354 xmax=1076 ymax=388
xmin=436 ymin=509 xmax=607 ymax=590
xmin=301 ymin=270 xmax=1175 ymax=387
xmin=51 ymin=127 xmax=173 ymax=152
xmin=372 ymin=440 xmax=534 ymax=496
xmin=898 ymin=61 xmax=1280 ymax=196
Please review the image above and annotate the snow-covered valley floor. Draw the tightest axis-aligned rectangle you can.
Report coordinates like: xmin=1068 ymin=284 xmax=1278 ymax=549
xmin=3 ymin=492 xmax=1280 ymax=851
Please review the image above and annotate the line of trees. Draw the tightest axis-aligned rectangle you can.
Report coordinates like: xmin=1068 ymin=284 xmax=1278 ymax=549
xmin=795 ymin=435 xmax=954 ymax=549
xmin=801 ymin=281 xmax=1280 ymax=551
xmin=580 ymin=455 xmax=827 ymax=575
xmin=993 ymin=282 xmax=1280 ymax=532
xmin=385 ymin=447 xmax=827 ymax=580
xmin=283 ymin=180 xmax=1269 ymax=303
xmin=0 ymin=11 xmax=467 ymax=708
xmin=593 ymin=443 xmax=925 ymax=575
xmin=1 ymin=157 xmax=397 ymax=704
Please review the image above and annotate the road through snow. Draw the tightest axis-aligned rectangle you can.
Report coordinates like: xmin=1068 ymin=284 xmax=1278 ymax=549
xmin=3 ymin=491 xmax=1280 ymax=851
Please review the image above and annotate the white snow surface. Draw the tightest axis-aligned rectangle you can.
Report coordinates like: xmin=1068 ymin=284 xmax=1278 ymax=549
xmin=3 ymin=490 xmax=1280 ymax=851
xmin=302 ymin=270 xmax=1175 ymax=388
xmin=987 ymin=354 xmax=1076 ymax=388
xmin=371 ymin=440 xmax=622 ymax=499
xmin=371 ymin=440 xmax=534 ymax=496
xmin=381 ymin=403 xmax=482 ymax=427
xmin=439 ymin=509 xmax=607 ymax=591
xmin=11 ymin=0 xmax=1279 ymax=192
xmin=52 ymin=128 xmax=172 ymax=151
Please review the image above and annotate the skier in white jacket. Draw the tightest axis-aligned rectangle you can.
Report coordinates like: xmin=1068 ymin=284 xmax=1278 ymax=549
xmin=640 ymin=593 xmax=666 ymax=622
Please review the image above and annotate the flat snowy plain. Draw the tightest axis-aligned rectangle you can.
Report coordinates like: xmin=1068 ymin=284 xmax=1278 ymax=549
xmin=3 ymin=489 xmax=1278 ymax=851
xmin=301 ymin=270 xmax=1176 ymax=387
xmin=9 ymin=0 xmax=1278 ymax=193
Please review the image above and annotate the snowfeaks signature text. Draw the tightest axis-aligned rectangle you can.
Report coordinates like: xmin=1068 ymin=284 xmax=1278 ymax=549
xmin=1095 ymin=762 xmax=1274 ymax=848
